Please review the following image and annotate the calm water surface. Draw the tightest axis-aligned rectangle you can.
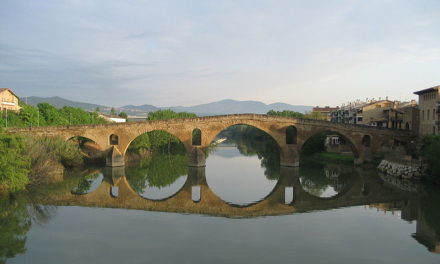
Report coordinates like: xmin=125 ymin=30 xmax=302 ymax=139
xmin=1 ymin=136 xmax=440 ymax=264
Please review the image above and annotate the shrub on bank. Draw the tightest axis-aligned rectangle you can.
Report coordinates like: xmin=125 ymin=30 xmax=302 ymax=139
xmin=0 ymin=131 xmax=30 ymax=191
xmin=25 ymin=136 xmax=84 ymax=183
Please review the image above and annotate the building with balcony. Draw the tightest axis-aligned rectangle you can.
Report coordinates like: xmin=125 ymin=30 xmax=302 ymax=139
xmin=330 ymin=98 xmax=418 ymax=131
xmin=330 ymin=100 xmax=366 ymax=124
xmin=414 ymin=85 xmax=439 ymax=136
xmin=0 ymin=88 xmax=20 ymax=112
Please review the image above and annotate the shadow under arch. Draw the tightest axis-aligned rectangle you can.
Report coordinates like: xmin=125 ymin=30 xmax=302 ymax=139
xmin=67 ymin=136 xmax=105 ymax=165
xmin=67 ymin=136 xmax=103 ymax=151
xmin=299 ymin=130 xmax=360 ymax=160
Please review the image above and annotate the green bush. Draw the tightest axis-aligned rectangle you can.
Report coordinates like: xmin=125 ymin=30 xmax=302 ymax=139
xmin=0 ymin=132 xmax=30 ymax=191
xmin=267 ymin=110 xmax=304 ymax=118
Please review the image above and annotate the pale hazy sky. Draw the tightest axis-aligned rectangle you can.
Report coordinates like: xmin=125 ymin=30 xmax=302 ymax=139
xmin=1 ymin=0 xmax=439 ymax=107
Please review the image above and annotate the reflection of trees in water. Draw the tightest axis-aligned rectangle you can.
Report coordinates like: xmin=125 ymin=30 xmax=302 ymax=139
xmin=0 ymin=194 xmax=30 ymax=263
xmin=0 ymin=193 xmax=56 ymax=263
xmin=216 ymin=125 xmax=280 ymax=180
xmin=126 ymin=153 xmax=188 ymax=193
xmin=299 ymin=162 xmax=354 ymax=197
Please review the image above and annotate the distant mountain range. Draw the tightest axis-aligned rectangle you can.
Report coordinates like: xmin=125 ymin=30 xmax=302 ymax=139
xmin=25 ymin=96 xmax=313 ymax=116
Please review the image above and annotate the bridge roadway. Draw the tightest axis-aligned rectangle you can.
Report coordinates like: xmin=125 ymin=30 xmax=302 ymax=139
xmin=7 ymin=114 xmax=412 ymax=167
xmin=34 ymin=166 xmax=408 ymax=218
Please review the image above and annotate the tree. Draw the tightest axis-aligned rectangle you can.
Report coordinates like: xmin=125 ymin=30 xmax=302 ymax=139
xmin=118 ymin=112 xmax=128 ymax=119
xmin=422 ymin=135 xmax=440 ymax=183
xmin=110 ymin=108 xmax=116 ymax=116
xmin=95 ymin=107 xmax=100 ymax=112
xmin=267 ymin=110 xmax=304 ymax=118
xmin=304 ymin=111 xmax=327 ymax=120
xmin=37 ymin=103 xmax=68 ymax=125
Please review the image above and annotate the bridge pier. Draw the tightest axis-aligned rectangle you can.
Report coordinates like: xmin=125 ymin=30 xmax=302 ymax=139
xmin=280 ymin=145 xmax=300 ymax=167
xmin=354 ymin=147 xmax=374 ymax=165
xmin=187 ymin=166 xmax=207 ymax=185
xmin=188 ymin=147 xmax=206 ymax=167
xmin=106 ymin=146 xmax=125 ymax=167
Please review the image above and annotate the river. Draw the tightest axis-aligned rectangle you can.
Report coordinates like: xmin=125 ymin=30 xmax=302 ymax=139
xmin=1 ymin=128 xmax=439 ymax=264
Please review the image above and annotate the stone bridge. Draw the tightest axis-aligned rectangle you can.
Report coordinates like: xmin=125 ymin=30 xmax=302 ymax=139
xmin=35 ymin=166 xmax=409 ymax=218
xmin=7 ymin=114 xmax=412 ymax=167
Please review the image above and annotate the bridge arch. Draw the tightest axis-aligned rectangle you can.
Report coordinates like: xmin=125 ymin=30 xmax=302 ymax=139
xmin=299 ymin=129 xmax=361 ymax=159
xmin=203 ymin=121 xmax=285 ymax=149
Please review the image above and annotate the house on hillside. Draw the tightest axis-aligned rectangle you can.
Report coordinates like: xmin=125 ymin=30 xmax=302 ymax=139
xmin=98 ymin=113 xmax=126 ymax=123
xmin=0 ymin=88 xmax=20 ymax=112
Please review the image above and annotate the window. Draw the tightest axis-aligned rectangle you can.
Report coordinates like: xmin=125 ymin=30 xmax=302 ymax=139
xmin=286 ymin=126 xmax=297 ymax=144
xmin=109 ymin=134 xmax=119 ymax=145
xmin=192 ymin=128 xmax=201 ymax=146
xmin=362 ymin=135 xmax=371 ymax=147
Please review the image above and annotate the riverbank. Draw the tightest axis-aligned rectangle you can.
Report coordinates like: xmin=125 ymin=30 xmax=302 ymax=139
xmin=305 ymin=152 xmax=354 ymax=164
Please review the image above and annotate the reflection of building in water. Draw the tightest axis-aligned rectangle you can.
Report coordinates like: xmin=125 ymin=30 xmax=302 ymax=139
xmin=324 ymin=135 xmax=352 ymax=155
xmin=413 ymin=215 xmax=440 ymax=254
xmin=324 ymin=168 xmax=340 ymax=179
xmin=324 ymin=167 xmax=345 ymax=193
xmin=368 ymin=202 xmax=440 ymax=254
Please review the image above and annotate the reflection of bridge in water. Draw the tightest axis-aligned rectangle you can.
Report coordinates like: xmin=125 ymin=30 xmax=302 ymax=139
xmin=38 ymin=166 xmax=408 ymax=218
xmin=35 ymin=166 xmax=440 ymax=253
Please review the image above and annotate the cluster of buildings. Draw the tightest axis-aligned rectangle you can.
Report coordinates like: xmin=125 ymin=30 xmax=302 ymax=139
xmin=313 ymin=84 xmax=440 ymax=137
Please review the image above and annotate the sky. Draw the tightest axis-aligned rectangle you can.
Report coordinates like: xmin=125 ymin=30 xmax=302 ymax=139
xmin=1 ymin=0 xmax=439 ymax=107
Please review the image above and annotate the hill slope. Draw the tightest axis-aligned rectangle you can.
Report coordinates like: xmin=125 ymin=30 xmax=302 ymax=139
xmin=24 ymin=96 xmax=313 ymax=116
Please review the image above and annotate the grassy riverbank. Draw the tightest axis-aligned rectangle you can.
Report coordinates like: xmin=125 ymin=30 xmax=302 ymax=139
xmin=305 ymin=152 xmax=354 ymax=164
xmin=0 ymin=131 xmax=87 ymax=192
